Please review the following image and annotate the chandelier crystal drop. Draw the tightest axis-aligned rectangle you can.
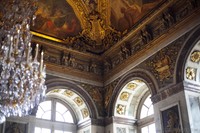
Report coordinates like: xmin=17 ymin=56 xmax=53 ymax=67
xmin=0 ymin=0 xmax=46 ymax=122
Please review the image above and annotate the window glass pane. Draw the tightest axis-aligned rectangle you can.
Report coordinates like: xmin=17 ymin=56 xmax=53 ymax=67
xmin=63 ymin=111 xmax=74 ymax=123
xmin=140 ymin=106 xmax=148 ymax=119
xmin=144 ymin=96 xmax=152 ymax=107
xmin=140 ymin=95 xmax=154 ymax=119
xmin=55 ymin=130 xmax=72 ymax=133
xmin=148 ymin=105 xmax=154 ymax=116
xmin=41 ymin=128 xmax=51 ymax=133
xmin=35 ymin=127 xmax=41 ymax=133
xmin=36 ymin=106 xmax=44 ymax=118
xmin=36 ymin=101 xmax=51 ymax=119
xmin=56 ymin=112 xmax=65 ymax=122
xmin=149 ymin=123 xmax=156 ymax=133
xmin=55 ymin=130 xmax=63 ymax=133
xmin=40 ymin=101 xmax=51 ymax=111
xmin=141 ymin=126 xmax=148 ymax=133
xmin=35 ymin=127 xmax=51 ymax=133
xmin=56 ymin=102 xmax=67 ymax=114
xmin=42 ymin=111 xmax=51 ymax=120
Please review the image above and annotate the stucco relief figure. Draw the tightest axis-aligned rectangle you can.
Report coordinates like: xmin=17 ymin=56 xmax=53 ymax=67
xmin=104 ymin=58 xmax=112 ymax=72
xmin=140 ymin=26 xmax=153 ymax=44
xmin=120 ymin=44 xmax=131 ymax=59
xmin=61 ymin=53 xmax=76 ymax=67
xmin=161 ymin=8 xmax=175 ymax=29
xmin=88 ymin=60 xmax=97 ymax=73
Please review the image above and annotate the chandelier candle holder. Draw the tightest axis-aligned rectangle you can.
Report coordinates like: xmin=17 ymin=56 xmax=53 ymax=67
xmin=0 ymin=0 xmax=46 ymax=123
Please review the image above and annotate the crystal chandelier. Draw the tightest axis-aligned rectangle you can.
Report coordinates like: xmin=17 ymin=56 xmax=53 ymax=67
xmin=0 ymin=0 xmax=46 ymax=123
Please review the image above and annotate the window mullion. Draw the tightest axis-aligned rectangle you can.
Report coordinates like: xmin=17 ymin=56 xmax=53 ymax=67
xmin=52 ymin=100 xmax=56 ymax=121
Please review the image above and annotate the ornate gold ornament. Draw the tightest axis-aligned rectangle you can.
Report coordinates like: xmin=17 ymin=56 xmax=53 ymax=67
xmin=81 ymin=108 xmax=89 ymax=118
xmin=190 ymin=51 xmax=200 ymax=63
xmin=74 ymin=97 xmax=84 ymax=106
xmin=63 ymin=90 xmax=74 ymax=97
xmin=126 ymin=83 xmax=137 ymax=90
xmin=186 ymin=67 xmax=196 ymax=80
xmin=116 ymin=104 xmax=126 ymax=115
xmin=120 ymin=92 xmax=130 ymax=101
xmin=154 ymin=51 xmax=171 ymax=81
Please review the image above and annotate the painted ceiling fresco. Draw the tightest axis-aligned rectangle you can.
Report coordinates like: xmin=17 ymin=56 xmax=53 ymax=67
xmin=30 ymin=0 xmax=163 ymax=54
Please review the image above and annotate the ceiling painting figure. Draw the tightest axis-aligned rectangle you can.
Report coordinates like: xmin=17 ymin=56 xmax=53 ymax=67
xmin=110 ymin=0 xmax=161 ymax=31
xmin=32 ymin=0 xmax=82 ymax=39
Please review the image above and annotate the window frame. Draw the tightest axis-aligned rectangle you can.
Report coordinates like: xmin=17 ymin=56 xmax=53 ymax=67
xmin=136 ymin=92 xmax=155 ymax=133
xmin=35 ymin=97 xmax=77 ymax=133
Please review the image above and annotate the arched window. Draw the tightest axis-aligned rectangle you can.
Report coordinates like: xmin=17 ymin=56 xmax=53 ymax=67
xmin=138 ymin=94 xmax=155 ymax=133
xmin=34 ymin=99 xmax=76 ymax=133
